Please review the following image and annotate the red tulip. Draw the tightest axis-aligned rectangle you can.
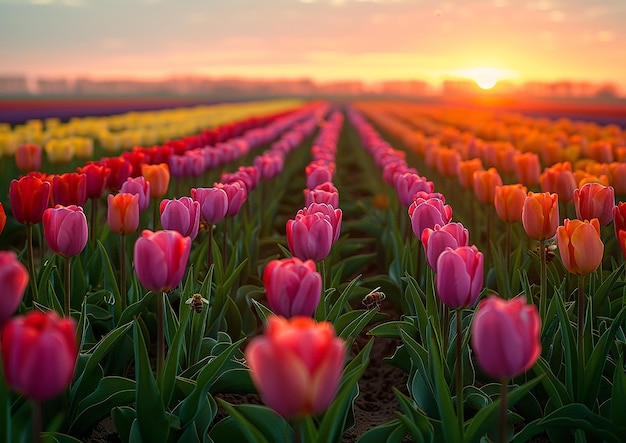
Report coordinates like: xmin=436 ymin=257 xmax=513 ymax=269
xmin=1 ymin=310 xmax=77 ymax=401
xmin=618 ymin=230 xmax=626 ymax=259
xmin=52 ymin=172 xmax=87 ymax=207
xmin=573 ymin=183 xmax=615 ymax=226
xmin=43 ymin=205 xmax=88 ymax=258
xmin=107 ymin=193 xmax=140 ymax=235
xmin=435 ymin=245 xmax=484 ymax=309
xmin=133 ymin=229 xmax=191 ymax=293
xmin=522 ymin=192 xmax=559 ymax=241
xmin=103 ymin=157 xmax=133 ymax=191
xmin=614 ymin=202 xmax=626 ymax=238
xmin=245 ymin=316 xmax=346 ymax=418
xmin=421 ymin=222 xmax=469 ymax=270
xmin=191 ymin=187 xmax=229 ymax=225
xmin=15 ymin=143 xmax=42 ymax=172
xmin=0 ymin=251 xmax=28 ymax=325
xmin=263 ymin=258 xmax=322 ymax=317
xmin=159 ymin=196 xmax=200 ymax=240
xmin=9 ymin=175 xmax=51 ymax=225
xmin=556 ymin=218 xmax=604 ymax=276
xmin=78 ymin=162 xmax=111 ymax=200
xmin=122 ymin=150 xmax=148 ymax=177
xmin=0 ymin=202 xmax=6 ymax=235
xmin=471 ymin=296 xmax=541 ymax=379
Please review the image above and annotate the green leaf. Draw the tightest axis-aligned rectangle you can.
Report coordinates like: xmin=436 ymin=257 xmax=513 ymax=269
xmin=40 ymin=432 xmax=83 ymax=443
xmin=97 ymin=240 xmax=122 ymax=319
xmin=464 ymin=376 xmax=543 ymax=443
xmin=111 ymin=406 xmax=136 ymax=443
xmin=215 ymin=402 xmax=289 ymax=443
xmin=118 ymin=291 xmax=156 ymax=326
xmin=326 ymin=274 xmax=362 ymax=324
xmin=553 ymin=289 xmax=576 ymax=396
xmin=611 ymin=356 xmax=626 ymax=423
xmin=356 ymin=419 xmax=409 ymax=443
xmin=368 ymin=319 xmax=419 ymax=340
xmin=531 ymin=357 xmax=569 ymax=408
xmin=336 ymin=308 xmax=381 ymax=347
xmin=250 ymin=298 xmax=274 ymax=325
xmin=70 ymin=376 xmax=136 ymax=436
xmin=162 ymin=297 xmax=192 ymax=408
xmin=133 ymin=321 xmax=169 ymax=443
xmin=393 ymin=388 xmax=434 ymax=443
xmin=0 ymin=359 xmax=11 ymax=443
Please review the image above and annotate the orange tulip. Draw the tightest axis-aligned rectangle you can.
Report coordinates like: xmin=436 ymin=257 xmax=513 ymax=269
xmin=608 ymin=162 xmax=626 ymax=195
xmin=473 ymin=167 xmax=502 ymax=205
xmin=522 ymin=192 xmax=559 ymax=241
xmin=494 ymin=184 xmax=527 ymax=223
xmin=141 ymin=163 xmax=170 ymax=198
xmin=539 ymin=162 xmax=577 ymax=203
xmin=513 ymin=152 xmax=541 ymax=187
xmin=436 ymin=148 xmax=460 ymax=178
xmin=457 ymin=158 xmax=483 ymax=190
xmin=107 ymin=193 xmax=140 ymax=235
xmin=556 ymin=218 xmax=604 ymax=276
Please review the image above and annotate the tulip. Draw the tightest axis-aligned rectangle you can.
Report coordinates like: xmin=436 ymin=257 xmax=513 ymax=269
xmin=471 ymin=296 xmax=541 ymax=379
xmin=608 ymin=162 xmax=626 ymax=196
xmin=0 ymin=251 xmax=28 ymax=325
xmin=556 ymin=218 xmax=604 ymax=276
xmin=9 ymin=175 xmax=51 ymax=225
xmin=215 ymin=181 xmax=247 ymax=217
xmin=244 ymin=316 xmax=346 ymax=418
xmin=103 ymin=157 xmax=133 ymax=191
xmin=457 ymin=158 xmax=483 ymax=190
xmin=494 ymin=184 xmax=527 ymax=223
xmin=122 ymin=150 xmax=148 ymax=177
xmin=1 ymin=310 xmax=78 ymax=401
xmin=120 ymin=176 xmax=151 ymax=212
xmin=304 ymin=203 xmax=342 ymax=243
xmin=107 ymin=193 xmax=140 ymax=235
xmin=521 ymin=192 xmax=559 ymax=241
xmin=0 ymin=202 xmax=6 ymax=235
xmin=52 ymin=172 xmax=87 ymax=207
xmin=614 ymin=202 xmax=626 ymax=238
xmin=473 ymin=168 xmax=503 ymax=206
xmin=44 ymin=139 xmax=74 ymax=164
xmin=15 ymin=143 xmax=42 ymax=172
xmin=191 ymin=187 xmax=229 ymax=225
xmin=408 ymin=197 xmax=453 ymax=239
xmin=263 ymin=258 xmax=322 ymax=317
xmin=43 ymin=205 xmax=88 ymax=258
xmin=395 ymin=173 xmax=434 ymax=207
xmin=435 ymin=246 xmax=484 ymax=309
xmin=618 ymin=230 xmax=626 ymax=260
xmin=160 ymin=197 xmax=200 ymax=240
xmin=573 ymin=183 xmax=615 ymax=226
xmin=513 ymin=152 xmax=541 ymax=187
xmin=141 ymin=163 xmax=170 ymax=199
xmin=421 ymin=222 xmax=469 ymax=270
xmin=304 ymin=182 xmax=339 ymax=208
xmin=539 ymin=162 xmax=577 ymax=203
xmin=78 ymin=162 xmax=111 ymax=200
xmin=133 ymin=229 xmax=191 ymax=293
xmin=306 ymin=161 xmax=334 ymax=190
xmin=286 ymin=212 xmax=334 ymax=262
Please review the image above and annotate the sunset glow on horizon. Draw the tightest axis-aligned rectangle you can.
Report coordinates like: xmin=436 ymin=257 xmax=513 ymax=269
xmin=1 ymin=0 xmax=625 ymax=92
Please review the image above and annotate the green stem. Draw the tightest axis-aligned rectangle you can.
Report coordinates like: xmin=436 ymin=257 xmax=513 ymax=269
xmin=64 ymin=256 xmax=71 ymax=315
xmin=456 ymin=309 xmax=464 ymax=435
xmin=90 ymin=197 xmax=97 ymax=244
xmin=539 ymin=239 xmax=547 ymax=322
xmin=222 ymin=217 xmax=229 ymax=270
xmin=120 ymin=234 xmax=127 ymax=311
xmin=27 ymin=224 xmax=38 ymax=304
xmin=152 ymin=197 xmax=159 ymax=231
xmin=32 ymin=401 xmax=42 ymax=443
xmin=499 ymin=379 xmax=508 ymax=443
xmin=505 ymin=222 xmax=512 ymax=289
xmin=157 ymin=291 xmax=165 ymax=384
xmin=208 ymin=224 xmax=214 ymax=271
xmin=442 ymin=305 xmax=449 ymax=353
xmin=578 ymin=274 xmax=585 ymax=368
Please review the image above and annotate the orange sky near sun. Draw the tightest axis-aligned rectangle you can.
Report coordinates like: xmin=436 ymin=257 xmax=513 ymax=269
xmin=0 ymin=0 xmax=625 ymax=91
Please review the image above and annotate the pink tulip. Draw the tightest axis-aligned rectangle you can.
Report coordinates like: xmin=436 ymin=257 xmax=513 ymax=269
xmin=574 ymin=183 xmax=615 ymax=226
xmin=395 ymin=173 xmax=434 ymax=207
xmin=191 ymin=187 xmax=229 ymax=225
xmin=0 ymin=251 xmax=28 ymax=325
xmin=303 ymin=203 xmax=342 ymax=243
xmin=120 ymin=176 xmax=151 ymax=212
xmin=214 ymin=182 xmax=247 ymax=217
xmin=245 ymin=316 xmax=346 ymax=418
xmin=408 ymin=197 xmax=453 ymax=239
xmin=263 ymin=258 xmax=322 ymax=317
xmin=1 ymin=310 xmax=77 ymax=401
xmin=421 ymin=222 xmax=469 ymax=270
xmin=435 ymin=246 xmax=484 ymax=309
xmin=159 ymin=197 xmax=201 ymax=240
xmin=305 ymin=161 xmax=334 ymax=190
xmin=133 ymin=229 xmax=191 ymax=293
xmin=43 ymin=205 xmax=88 ymax=258
xmin=471 ymin=296 xmax=541 ymax=379
xmin=286 ymin=212 xmax=333 ymax=262
xmin=304 ymin=182 xmax=339 ymax=208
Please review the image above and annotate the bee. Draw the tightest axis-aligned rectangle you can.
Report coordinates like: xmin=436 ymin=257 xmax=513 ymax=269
xmin=362 ymin=287 xmax=386 ymax=310
xmin=534 ymin=244 xmax=558 ymax=264
xmin=185 ymin=293 xmax=209 ymax=314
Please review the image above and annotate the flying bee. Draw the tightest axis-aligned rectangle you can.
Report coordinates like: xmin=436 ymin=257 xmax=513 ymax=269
xmin=186 ymin=293 xmax=209 ymax=314
xmin=533 ymin=244 xmax=558 ymax=264
xmin=362 ymin=287 xmax=386 ymax=310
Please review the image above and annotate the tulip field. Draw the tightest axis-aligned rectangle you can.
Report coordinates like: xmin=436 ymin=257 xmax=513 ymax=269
xmin=1 ymin=97 xmax=626 ymax=443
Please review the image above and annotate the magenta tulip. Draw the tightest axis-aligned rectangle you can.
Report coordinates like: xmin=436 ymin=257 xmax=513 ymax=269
xmin=133 ymin=229 xmax=191 ymax=293
xmin=43 ymin=205 xmax=88 ymax=258
xmin=303 ymin=203 xmax=342 ymax=243
xmin=245 ymin=316 xmax=346 ymax=418
xmin=0 ymin=251 xmax=28 ymax=325
xmin=191 ymin=187 xmax=229 ymax=225
xmin=395 ymin=173 xmax=434 ymax=207
xmin=214 ymin=182 xmax=247 ymax=217
xmin=286 ymin=212 xmax=333 ymax=262
xmin=1 ymin=310 xmax=77 ymax=401
xmin=304 ymin=182 xmax=339 ymax=208
xmin=471 ymin=296 xmax=541 ymax=379
xmin=408 ymin=197 xmax=453 ymax=239
xmin=421 ymin=222 xmax=470 ymax=270
xmin=160 ymin=196 xmax=200 ymax=240
xmin=435 ymin=245 xmax=484 ymax=309
xmin=263 ymin=258 xmax=322 ymax=317
xmin=120 ymin=176 xmax=151 ymax=212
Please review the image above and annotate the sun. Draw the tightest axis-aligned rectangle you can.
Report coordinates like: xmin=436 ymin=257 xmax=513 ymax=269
xmin=445 ymin=67 xmax=518 ymax=91
xmin=473 ymin=68 xmax=499 ymax=89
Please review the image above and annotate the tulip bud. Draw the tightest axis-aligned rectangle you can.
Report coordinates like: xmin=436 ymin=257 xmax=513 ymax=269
xmin=52 ymin=172 xmax=87 ymax=207
xmin=78 ymin=162 xmax=111 ymax=200
xmin=263 ymin=258 xmax=322 ymax=317
xmin=245 ymin=316 xmax=346 ymax=418
xmin=15 ymin=143 xmax=42 ymax=172
xmin=408 ymin=197 xmax=453 ymax=240
xmin=133 ymin=229 xmax=191 ymax=293
xmin=0 ymin=251 xmax=28 ymax=325
xmin=573 ymin=183 xmax=615 ymax=226
xmin=43 ymin=205 xmax=88 ymax=258
xmin=395 ymin=173 xmax=434 ymax=207
xmin=522 ymin=192 xmax=559 ymax=241
xmin=214 ymin=182 xmax=247 ymax=217
xmin=159 ymin=196 xmax=200 ymax=240
xmin=103 ymin=157 xmax=133 ymax=191
xmin=513 ymin=152 xmax=541 ymax=187
xmin=471 ymin=296 xmax=541 ymax=379
xmin=457 ymin=159 xmax=483 ymax=190
xmin=304 ymin=182 xmax=339 ymax=208
xmin=556 ymin=218 xmax=604 ymax=276
xmin=435 ymin=245 xmax=484 ymax=309
xmin=107 ymin=193 xmax=140 ymax=235
xmin=539 ymin=162 xmax=577 ymax=203
xmin=1 ymin=311 xmax=78 ymax=401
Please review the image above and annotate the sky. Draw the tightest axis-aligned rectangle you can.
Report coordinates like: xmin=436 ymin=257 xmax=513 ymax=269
xmin=1 ymin=0 xmax=625 ymax=90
